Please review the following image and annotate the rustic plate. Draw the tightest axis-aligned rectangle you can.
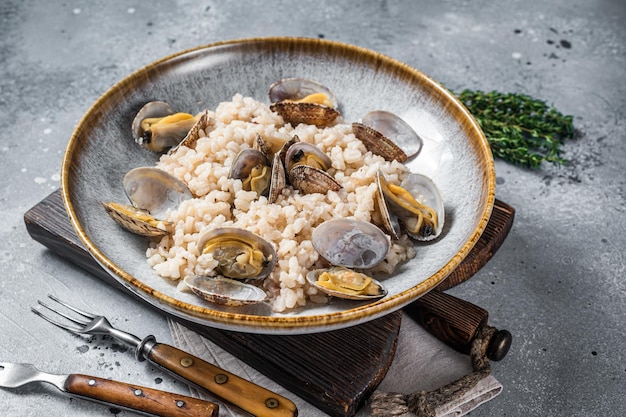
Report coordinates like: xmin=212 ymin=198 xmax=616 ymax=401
xmin=61 ymin=37 xmax=495 ymax=334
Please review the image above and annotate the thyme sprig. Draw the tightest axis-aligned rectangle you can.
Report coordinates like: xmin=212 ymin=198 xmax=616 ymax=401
xmin=454 ymin=89 xmax=574 ymax=168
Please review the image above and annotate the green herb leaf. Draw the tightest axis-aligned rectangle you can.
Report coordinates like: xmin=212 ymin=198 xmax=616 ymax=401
xmin=454 ymin=89 xmax=574 ymax=168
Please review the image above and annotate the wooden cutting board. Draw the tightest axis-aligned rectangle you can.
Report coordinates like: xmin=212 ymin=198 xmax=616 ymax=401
xmin=24 ymin=190 xmax=514 ymax=417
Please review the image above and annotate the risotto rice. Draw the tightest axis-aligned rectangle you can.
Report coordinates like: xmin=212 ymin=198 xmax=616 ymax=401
xmin=146 ymin=94 xmax=416 ymax=312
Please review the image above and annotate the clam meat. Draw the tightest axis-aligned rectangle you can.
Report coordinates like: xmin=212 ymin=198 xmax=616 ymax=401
xmin=284 ymin=142 xmax=332 ymax=173
xmin=229 ymin=148 xmax=272 ymax=197
xmin=312 ymin=219 xmax=390 ymax=269
xmin=132 ymin=101 xmax=199 ymax=152
xmin=184 ymin=275 xmax=266 ymax=306
xmin=377 ymin=171 xmax=444 ymax=241
xmin=306 ymin=266 xmax=387 ymax=300
xmin=197 ymin=227 xmax=277 ymax=280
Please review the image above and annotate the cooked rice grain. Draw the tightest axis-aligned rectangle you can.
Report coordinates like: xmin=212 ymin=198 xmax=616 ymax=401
xmin=146 ymin=94 xmax=416 ymax=312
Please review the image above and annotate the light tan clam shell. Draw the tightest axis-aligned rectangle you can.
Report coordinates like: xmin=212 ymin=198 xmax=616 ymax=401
xmin=306 ymin=266 xmax=387 ymax=300
xmin=102 ymin=201 xmax=173 ymax=237
xmin=184 ymin=275 xmax=266 ymax=306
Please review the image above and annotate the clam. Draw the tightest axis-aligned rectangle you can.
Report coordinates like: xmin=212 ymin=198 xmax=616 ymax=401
xmin=352 ymin=122 xmax=408 ymax=163
xmin=132 ymin=101 xmax=199 ymax=152
xmin=284 ymin=142 xmax=332 ymax=173
xmin=289 ymin=164 xmax=342 ymax=195
xmin=169 ymin=109 xmax=214 ymax=152
xmin=123 ymin=167 xmax=193 ymax=219
xmin=102 ymin=202 xmax=173 ymax=237
xmin=229 ymin=148 xmax=272 ymax=197
xmin=306 ymin=266 xmax=387 ymax=300
xmin=360 ymin=110 xmax=423 ymax=159
xmin=184 ymin=275 xmax=266 ymax=306
xmin=373 ymin=173 xmax=402 ymax=240
xmin=312 ymin=219 xmax=390 ymax=269
xmin=102 ymin=167 xmax=192 ymax=237
xmin=282 ymin=141 xmax=341 ymax=195
xmin=268 ymin=151 xmax=286 ymax=204
xmin=197 ymin=227 xmax=277 ymax=280
xmin=377 ymin=171 xmax=444 ymax=241
xmin=269 ymin=78 xmax=340 ymax=127
xmin=271 ymin=102 xmax=340 ymax=128
xmin=268 ymin=77 xmax=338 ymax=108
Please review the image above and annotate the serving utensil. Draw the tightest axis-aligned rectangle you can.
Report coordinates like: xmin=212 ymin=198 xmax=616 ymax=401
xmin=0 ymin=361 xmax=218 ymax=417
xmin=32 ymin=294 xmax=298 ymax=417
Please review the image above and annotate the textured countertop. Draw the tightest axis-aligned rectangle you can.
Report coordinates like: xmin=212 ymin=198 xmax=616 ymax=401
xmin=1 ymin=1 xmax=625 ymax=416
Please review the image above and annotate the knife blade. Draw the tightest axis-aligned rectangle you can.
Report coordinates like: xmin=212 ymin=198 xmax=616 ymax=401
xmin=0 ymin=361 xmax=218 ymax=417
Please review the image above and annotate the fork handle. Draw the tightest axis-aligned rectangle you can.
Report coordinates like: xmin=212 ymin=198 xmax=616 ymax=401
xmin=64 ymin=374 xmax=218 ymax=417
xmin=146 ymin=343 xmax=298 ymax=417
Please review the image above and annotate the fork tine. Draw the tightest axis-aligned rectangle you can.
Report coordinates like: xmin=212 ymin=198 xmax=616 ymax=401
xmin=30 ymin=306 xmax=84 ymax=333
xmin=46 ymin=294 xmax=96 ymax=319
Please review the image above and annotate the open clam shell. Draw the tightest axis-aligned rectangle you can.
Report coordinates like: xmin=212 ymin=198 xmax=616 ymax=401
xmin=400 ymin=173 xmax=445 ymax=241
xmin=268 ymin=77 xmax=338 ymax=108
xmin=197 ymin=227 xmax=277 ymax=280
xmin=284 ymin=142 xmax=332 ymax=173
xmin=306 ymin=266 xmax=387 ymax=300
xmin=361 ymin=110 xmax=423 ymax=160
xmin=184 ymin=275 xmax=266 ymax=306
xmin=132 ymin=101 xmax=198 ymax=152
xmin=123 ymin=167 xmax=193 ymax=220
xmin=101 ymin=201 xmax=173 ymax=237
xmin=229 ymin=148 xmax=272 ymax=197
xmin=312 ymin=219 xmax=390 ymax=269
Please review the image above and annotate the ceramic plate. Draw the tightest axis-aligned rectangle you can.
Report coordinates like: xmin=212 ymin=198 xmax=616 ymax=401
xmin=61 ymin=37 xmax=495 ymax=334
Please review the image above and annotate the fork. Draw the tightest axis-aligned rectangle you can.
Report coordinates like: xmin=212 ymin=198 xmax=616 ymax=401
xmin=32 ymin=294 xmax=298 ymax=417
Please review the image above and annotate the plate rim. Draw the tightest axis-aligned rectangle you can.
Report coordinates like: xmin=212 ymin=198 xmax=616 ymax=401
xmin=61 ymin=36 xmax=496 ymax=333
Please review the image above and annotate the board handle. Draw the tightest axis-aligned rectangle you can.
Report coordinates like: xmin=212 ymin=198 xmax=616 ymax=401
xmin=405 ymin=290 xmax=512 ymax=361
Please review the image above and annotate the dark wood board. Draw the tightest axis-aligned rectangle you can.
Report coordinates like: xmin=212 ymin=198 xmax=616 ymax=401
xmin=24 ymin=189 xmax=514 ymax=417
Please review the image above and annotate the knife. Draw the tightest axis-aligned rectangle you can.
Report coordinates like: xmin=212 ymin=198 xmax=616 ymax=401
xmin=0 ymin=361 xmax=218 ymax=417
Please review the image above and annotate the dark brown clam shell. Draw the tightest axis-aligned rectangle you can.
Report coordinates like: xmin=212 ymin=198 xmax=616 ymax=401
xmin=352 ymin=122 xmax=408 ymax=163
xmin=270 ymin=102 xmax=340 ymax=127
xmin=289 ymin=165 xmax=342 ymax=195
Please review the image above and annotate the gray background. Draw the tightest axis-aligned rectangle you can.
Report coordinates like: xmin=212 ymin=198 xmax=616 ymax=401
xmin=1 ymin=0 xmax=624 ymax=416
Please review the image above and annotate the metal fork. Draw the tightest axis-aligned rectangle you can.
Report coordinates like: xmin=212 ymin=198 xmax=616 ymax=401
xmin=32 ymin=294 xmax=298 ymax=417
xmin=32 ymin=294 xmax=150 ymax=360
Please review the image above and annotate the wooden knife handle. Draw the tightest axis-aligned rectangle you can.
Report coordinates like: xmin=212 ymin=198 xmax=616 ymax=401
xmin=405 ymin=290 xmax=512 ymax=361
xmin=64 ymin=374 xmax=218 ymax=417
xmin=147 ymin=343 xmax=298 ymax=417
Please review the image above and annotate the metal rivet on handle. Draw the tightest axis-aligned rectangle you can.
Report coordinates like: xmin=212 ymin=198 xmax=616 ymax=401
xmin=214 ymin=374 xmax=228 ymax=384
xmin=176 ymin=400 xmax=186 ymax=408
xmin=134 ymin=389 xmax=143 ymax=396
xmin=88 ymin=379 xmax=96 ymax=386
xmin=180 ymin=357 xmax=194 ymax=367
xmin=266 ymin=398 xmax=279 ymax=409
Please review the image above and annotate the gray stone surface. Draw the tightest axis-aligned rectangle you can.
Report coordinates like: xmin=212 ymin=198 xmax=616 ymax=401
xmin=1 ymin=0 xmax=624 ymax=416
